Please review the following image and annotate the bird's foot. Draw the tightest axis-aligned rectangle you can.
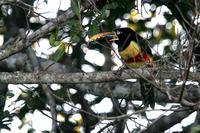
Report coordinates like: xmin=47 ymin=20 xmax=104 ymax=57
xmin=113 ymin=65 xmax=127 ymax=76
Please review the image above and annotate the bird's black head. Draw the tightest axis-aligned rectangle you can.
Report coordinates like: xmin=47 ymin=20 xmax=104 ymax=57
xmin=88 ymin=28 xmax=148 ymax=53
xmin=112 ymin=28 xmax=140 ymax=51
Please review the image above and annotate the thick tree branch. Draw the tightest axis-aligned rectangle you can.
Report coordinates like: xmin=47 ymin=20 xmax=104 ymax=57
xmin=0 ymin=69 xmax=199 ymax=84
xmin=0 ymin=68 xmax=198 ymax=106
xmin=0 ymin=54 xmax=199 ymax=105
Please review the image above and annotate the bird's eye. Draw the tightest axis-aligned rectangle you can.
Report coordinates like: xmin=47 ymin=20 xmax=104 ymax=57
xmin=116 ymin=30 xmax=121 ymax=35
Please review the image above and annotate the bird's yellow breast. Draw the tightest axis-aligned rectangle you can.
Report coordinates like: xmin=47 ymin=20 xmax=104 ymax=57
xmin=119 ymin=41 xmax=152 ymax=68
xmin=119 ymin=41 xmax=140 ymax=60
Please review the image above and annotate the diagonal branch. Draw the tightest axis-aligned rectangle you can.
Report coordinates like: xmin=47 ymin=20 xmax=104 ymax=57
xmin=139 ymin=107 xmax=195 ymax=133
xmin=0 ymin=8 xmax=73 ymax=61
xmin=0 ymin=0 xmax=99 ymax=61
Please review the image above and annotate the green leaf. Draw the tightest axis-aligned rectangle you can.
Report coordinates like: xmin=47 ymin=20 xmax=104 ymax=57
xmin=49 ymin=31 xmax=58 ymax=46
xmin=53 ymin=41 xmax=62 ymax=47
xmin=88 ymin=25 xmax=100 ymax=36
xmin=71 ymin=0 xmax=80 ymax=17
xmin=192 ymin=125 xmax=200 ymax=133
xmin=42 ymin=131 xmax=50 ymax=133
xmin=65 ymin=17 xmax=82 ymax=43
xmin=93 ymin=3 xmax=118 ymax=24
xmin=50 ymin=42 xmax=66 ymax=61
xmin=28 ymin=128 xmax=36 ymax=133
xmin=71 ymin=35 xmax=80 ymax=43
xmin=102 ymin=2 xmax=118 ymax=11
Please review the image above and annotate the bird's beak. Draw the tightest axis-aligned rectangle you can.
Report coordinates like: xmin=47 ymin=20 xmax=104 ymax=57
xmin=88 ymin=32 xmax=118 ymax=42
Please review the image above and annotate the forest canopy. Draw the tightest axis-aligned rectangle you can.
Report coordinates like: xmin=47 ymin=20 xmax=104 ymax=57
xmin=0 ymin=0 xmax=199 ymax=132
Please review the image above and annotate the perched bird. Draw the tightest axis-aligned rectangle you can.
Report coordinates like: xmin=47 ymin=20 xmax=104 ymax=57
xmin=89 ymin=28 xmax=155 ymax=108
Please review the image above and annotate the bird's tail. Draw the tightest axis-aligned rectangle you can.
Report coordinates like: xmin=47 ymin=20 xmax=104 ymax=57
xmin=139 ymin=78 xmax=155 ymax=109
